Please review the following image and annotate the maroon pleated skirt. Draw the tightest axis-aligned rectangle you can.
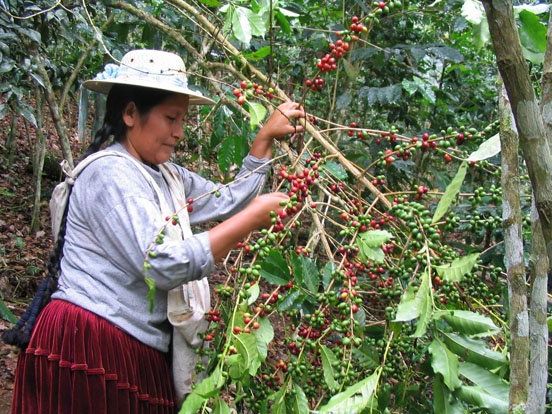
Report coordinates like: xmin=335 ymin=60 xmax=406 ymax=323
xmin=11 ymin=299 xmax=176 ymax=414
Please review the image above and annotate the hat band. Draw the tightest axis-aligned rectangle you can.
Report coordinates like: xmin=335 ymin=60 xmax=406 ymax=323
xmin=117 ymin=64 xmax=189 ymax=89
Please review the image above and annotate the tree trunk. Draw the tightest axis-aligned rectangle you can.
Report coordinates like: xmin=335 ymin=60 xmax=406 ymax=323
xmin=541 ymin=10 xmax=552 ymax=134
xmin=527 ymin=12 xmax=552 ymax=413
xmin=482 ymin=0 xmax=552 ymax=273
xmin=526 ymin=198 xmax=549 ymax=414
xmin=499 ymin=83 xmax=529 ymax=412
xmin=30 ymin=89 xmax=46 ymax=233
xmin=4 ymin=110 xmax=17 ymax=165
xmin=33 ymin=56 xmax=74 ymax=168
xmin=59 ymin=14 xmax=115 ymax=115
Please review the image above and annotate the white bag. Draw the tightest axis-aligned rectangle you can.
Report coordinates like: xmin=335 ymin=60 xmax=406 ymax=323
xmin=160 ymin=164 xmax=211 ymax=402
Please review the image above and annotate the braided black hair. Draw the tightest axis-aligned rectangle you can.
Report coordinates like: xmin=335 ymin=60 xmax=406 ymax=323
xmin=2 ymin=84 xmax=175 ymax=349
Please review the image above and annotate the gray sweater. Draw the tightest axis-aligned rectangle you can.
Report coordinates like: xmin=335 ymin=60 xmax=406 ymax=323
xmin=52 ymin=143 xmax=270 ymax=352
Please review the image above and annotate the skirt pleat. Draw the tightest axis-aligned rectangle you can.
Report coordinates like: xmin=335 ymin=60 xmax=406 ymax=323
xmin=11 ymin=299 xmax=176 ymax=414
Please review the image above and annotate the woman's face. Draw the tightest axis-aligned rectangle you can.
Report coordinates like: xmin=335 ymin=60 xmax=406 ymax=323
xmin=122 ymin=93 xmax=190 ymax=165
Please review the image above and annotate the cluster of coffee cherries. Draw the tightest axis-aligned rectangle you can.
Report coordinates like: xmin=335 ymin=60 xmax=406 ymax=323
xmin=232 ymin=80 xmax=276 ymax=106
xmin=347 ymin=122 xmax=370 ymax=140
xmin=272 ymin=153 xmax=322 ymax=230
xmin=304 ymin=76 xmax=325 ymax=92
xmin=317 ymin=38 xmax=352 ymax=73
xmin=371 ymin=175 xmax=386 ymax=187
xmin=349 ymin=15 xmax=367 ymax=33
xmin=415 ymin=185 xmax=429 ymax=200
xmin=413 ymin=132 xmax=438 ymax=152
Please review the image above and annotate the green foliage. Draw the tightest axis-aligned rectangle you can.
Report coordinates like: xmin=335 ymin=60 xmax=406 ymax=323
xmin=432 ymin=162 xmax=468 ymax=224
xmin=429 ymin=338 xmax=461 ymax=390
xmin=459 ymin=362 xmax=509 ymax=401
xmin=356 ymin=230 xmax=393 ymax=263
xmin=433 ymin=376 xmax=464 ymax=414
xmin=467 ymin=133 xmax=501 ymax=162
xmin=0 ymin=298 xmax=17 ymax=324
xmin=518 ymin=10 xmax=547 ymax=63
xmin=318 ymin=367 xmax=381 ymax=414
xmin=247 ymin=101 xmax=267 ymax=129
xmin=290 ymin=252 xmax=319 ymax=292
xmin=217 ymin=135 xmax=249 ymax=173
xmin=259 ymin=249 xmax=291 ymax=285
xmin=435 ymin=310 xmax=499 ymax=336
xmin=441 ymin=332 xmax=508 ymax=370
xmin=320 ymin=344 xmax=340 ymax=391
xmin=434 ymin=253 xmax=480 ymax=282
xmin=457 ymin=386 xmax=508 ymax=414
xmin=394 ymin=270 xmax=432 ymax=337
xmin=179 ymin=367 xmax=225 ymax=414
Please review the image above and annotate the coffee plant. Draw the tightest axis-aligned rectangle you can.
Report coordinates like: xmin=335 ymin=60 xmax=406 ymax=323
xmin=132 ymin=2 xmax=520 ymax=410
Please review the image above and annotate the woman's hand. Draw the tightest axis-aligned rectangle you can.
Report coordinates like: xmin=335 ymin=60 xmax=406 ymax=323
xmin=249 ymin=101 xmax=306 ymax=158
xmin=247 ymin=192 xmax=290 ymax=228
xmin=259 ymin=101 xmax=306 ymax=140
xmin=208 ymin=192 xmax=289 ymax=260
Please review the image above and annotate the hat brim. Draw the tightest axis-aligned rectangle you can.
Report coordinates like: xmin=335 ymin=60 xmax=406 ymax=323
xmin=82 ymin=78 xmax=216 ymax=105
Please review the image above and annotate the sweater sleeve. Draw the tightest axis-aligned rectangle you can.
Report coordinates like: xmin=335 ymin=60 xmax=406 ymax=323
xmin=176 ymin=154 xmax=272 ymax=224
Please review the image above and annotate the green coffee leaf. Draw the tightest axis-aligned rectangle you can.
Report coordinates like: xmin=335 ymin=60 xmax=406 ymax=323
xmin=244 ymin=46 xmax=271 ymax=61
xmin=459 ymin=362 xmax=509 ymax=401
xmin=435 ymin=310 xmax=499 ymax=336
xmin=199 ymin=0 xmax=221 ymax=6
xmin=217 ymin=135 xmax=248 ymax=173
xmin=467 ymin=133 xmax=501 ymax=161
xmin=318 ymin=367 xmax=381 ymax=413
xmin=290 ymin=253 xmax=319 ymax=292
xmin=432 ymin=162 xmax=467 ymax=223
xmin=518 ymin=10 xmax=546 ymax=53
xmin=269 ymin=385 xmax=288 ymax=414
xmin=212 ymin=398 xmax=231 ymax=414
xmin=247 ymin=283 xmax=260 ymax=305
xmin=321 ymin=160 xmax=348 ymax=180
xmin=321 ymin=262 xmax=335 ymax=289
xmin=179 ymin=366 xmax=224 ymax=413
xmin=234 ymin=333 xmax=261 ymax=375
xmin=429 ymin=339 xmax=461 ymax=390
xmin=433 ymin=375 xmax=465 ymax=414
xmin=519 ymin=10 xmax=546 ymax=64
xmin=248 ymin=101 xmax=267 ymax=129
xmin=457 ymin=386 xmax=508 ymax=414
xmin=145 ymin=276 xmax=156 ymax=313
xmin=274 ymin=10 xmax=291 ymax=34
xmin=358 ymin=229 xmax=393 ymax=247
xmin=320 ymin=345 xmax=339 ymax=391
xmin=278 ymin=289 xmax=303 ymax=311
xmin=260 ymin=249 xmax=291 ymax=285
xmin=394 ymin=271 xmax=432 ymax=337
xmin=231 ymin=6 xmax=252 ymax=46
xmin=290 ymin=384 xmax=309 ymax=414
xmin=356 ymin=230 xmax=393 ymax=264
xmin=442 ymin=332 xmax=507 ymax=369
xmin=0 ymin=298 xmax=16 ymax=324
xmin=254 ymin=317 xmax=274 ymax=359
xmin=435 ymin=253 xmax=479 ymax=283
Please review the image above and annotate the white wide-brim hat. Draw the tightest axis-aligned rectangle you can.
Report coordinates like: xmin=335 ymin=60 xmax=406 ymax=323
xmin=83 ymin=49 xmax=215 ymax=105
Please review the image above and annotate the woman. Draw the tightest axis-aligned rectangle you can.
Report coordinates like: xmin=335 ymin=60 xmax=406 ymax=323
xmin=10 ymin=49 xmax=305 ymax=413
